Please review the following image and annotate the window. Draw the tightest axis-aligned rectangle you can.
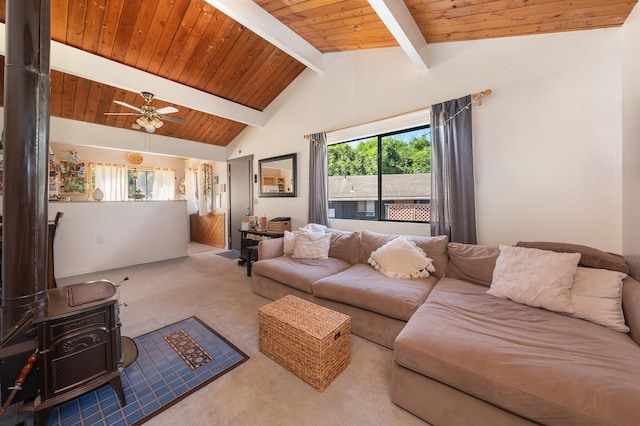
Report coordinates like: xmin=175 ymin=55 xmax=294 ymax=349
xmin=327 ymin=125 xmax=431 ymax=223
xmin=129 ymin=168 xmax=154 ymax=200
xmin=88 ymin=164 xmax=175 ymax=201
xmin=357 ymin=200 xmax=376 ymax=218
xmin=89 ymin=163 xmax=128 ymax=201
xmin=126 ymin=168 xmax=176 ymax=201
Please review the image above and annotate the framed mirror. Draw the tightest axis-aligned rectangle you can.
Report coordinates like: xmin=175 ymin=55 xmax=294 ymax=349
xmin=259 ymin=153 xmax=296 ymax=197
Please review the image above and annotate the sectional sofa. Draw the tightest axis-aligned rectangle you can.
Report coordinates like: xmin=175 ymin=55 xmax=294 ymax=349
xmin=251 ymin=228 xmax=640 ymax=425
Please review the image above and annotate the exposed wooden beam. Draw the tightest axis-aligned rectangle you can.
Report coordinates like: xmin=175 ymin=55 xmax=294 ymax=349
xmin=205 ymin=0 xmax=325 ymax=73
xmin=368 ymin=0 xmax=429 ymax=71
xmin=0 ymin=22 xmax=269 ymax=128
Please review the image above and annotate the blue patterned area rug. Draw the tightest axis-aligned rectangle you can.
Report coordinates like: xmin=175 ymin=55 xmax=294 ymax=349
xmin=10 ymin=317 xmax=248 ymax=426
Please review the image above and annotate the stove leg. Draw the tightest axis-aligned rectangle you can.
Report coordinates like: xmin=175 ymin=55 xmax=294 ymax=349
xmin=111 ymin=376 xmax=126 ymax=407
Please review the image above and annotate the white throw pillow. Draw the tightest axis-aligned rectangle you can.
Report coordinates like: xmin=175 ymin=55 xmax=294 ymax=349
xmin=283 ymin=230 xmax=298 ymax=255
xmin=569 ymin=267 xmax=629 ymax=332
xmin=300 ymin=223 xmax=327 ymax=233
xmin=487 ymin=245 xmax=580 ymax=314
xmin=368 ymin=236 xmax=435 ymax=279
xmin=292 ymin=232 xmax=331 ymax=259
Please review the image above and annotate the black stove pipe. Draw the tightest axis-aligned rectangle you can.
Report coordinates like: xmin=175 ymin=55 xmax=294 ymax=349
xmin=0 ymin=0 xmax=51 ymax=342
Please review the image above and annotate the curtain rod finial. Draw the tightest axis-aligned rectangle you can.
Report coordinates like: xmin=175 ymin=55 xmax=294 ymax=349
xmin=472 ymin=89 xmax=492 ymax=107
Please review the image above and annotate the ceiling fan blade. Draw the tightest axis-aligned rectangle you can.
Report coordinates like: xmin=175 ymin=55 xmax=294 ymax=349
xmin=155 ymin=106 xmax=179 ymax=115
xmin=104 ymin=112 xmax=141 ymax=116
xmin=113 ymin=100 xmax=143 ymax=113
xmin=159 ymin=115 xmax=189 ymax=125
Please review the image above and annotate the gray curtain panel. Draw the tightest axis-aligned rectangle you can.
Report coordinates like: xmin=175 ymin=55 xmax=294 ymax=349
xmin=430 ymin=95 xmax=477 ymax=244
xmin=308 ymin=132 xmax=329 ymax=226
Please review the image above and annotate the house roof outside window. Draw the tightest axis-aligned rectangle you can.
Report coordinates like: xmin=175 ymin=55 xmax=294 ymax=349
xmin=328 ymin=174 xmax=431 ymax=201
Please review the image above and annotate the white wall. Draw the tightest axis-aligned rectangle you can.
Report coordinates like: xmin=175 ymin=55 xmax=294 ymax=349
xmin=228 ymin=28 xmax=626 ymax=252
xmin=48 ymin=201 xmax=188 ymax=278
xmin=622 ymin=2 xmax=640 ymax=277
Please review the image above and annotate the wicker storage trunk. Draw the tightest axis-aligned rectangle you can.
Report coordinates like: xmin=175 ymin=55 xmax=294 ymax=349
xmin=258 ymin=295 xmax=351 ymax=391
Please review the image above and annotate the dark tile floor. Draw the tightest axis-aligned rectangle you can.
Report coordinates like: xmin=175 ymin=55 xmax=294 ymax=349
xmin=0 ymin=317 xmax=248 ymax=426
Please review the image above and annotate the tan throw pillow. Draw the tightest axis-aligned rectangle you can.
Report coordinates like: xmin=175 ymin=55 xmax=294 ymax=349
xmin=368 ymin=236 xmax=435 ymax=279
xmin=292 ymin=232 xmax=331 ymax=259
xmin=327 ymin=229 xmax=360 ymax=265
xmin=487 ymin=245 xmax=580 ymax=314
xmin=569 ymin=267 xmax=629 ymax=332
xmin=446 ymin=242 xmax=500 ymax=286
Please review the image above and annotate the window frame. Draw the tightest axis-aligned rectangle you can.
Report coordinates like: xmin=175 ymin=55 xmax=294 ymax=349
xmin=327 ymin=124 xmax=431 ymax=224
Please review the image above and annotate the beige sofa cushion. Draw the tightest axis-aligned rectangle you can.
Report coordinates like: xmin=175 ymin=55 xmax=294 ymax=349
xmin=395 ymin=278 xmax=640 ymax=425
xmin=328 ymin=229 xmax=361 ymax=265
xmin=446 ymin=242 xmax=499 ymax=286
xmin=251 ymin=256 xmax=351 ymax=294
xmin=516 ymin=241 xmax=630 ymax=273
xmin=359 ymin=231 xmax=448 ymax=278
xmin=623 ymin=276 xmax=640 ymax=345
xmin=312 ymin=263 xmax=438 ymax=321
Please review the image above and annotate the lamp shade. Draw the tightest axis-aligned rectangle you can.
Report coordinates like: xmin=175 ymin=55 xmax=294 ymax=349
xmin=136 ymin=116 xmax=160 ymax=133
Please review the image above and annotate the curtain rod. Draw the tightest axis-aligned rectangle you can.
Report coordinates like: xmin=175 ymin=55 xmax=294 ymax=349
xmin=88 ymin=161 xmax=126 ymax=167
xmin=304 ymin=89 xmax=492 ymax=139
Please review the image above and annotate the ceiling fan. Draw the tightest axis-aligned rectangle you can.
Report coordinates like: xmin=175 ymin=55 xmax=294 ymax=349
xmin=104 ymin=91 xmax=188 ymax=133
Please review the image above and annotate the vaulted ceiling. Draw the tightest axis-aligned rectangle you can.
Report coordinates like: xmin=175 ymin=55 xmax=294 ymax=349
xmin=0 ymin=0 xmax=637 ymax=147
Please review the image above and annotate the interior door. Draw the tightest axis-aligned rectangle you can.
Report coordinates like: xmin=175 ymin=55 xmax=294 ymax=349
xmin=228 ymin=156 xmax=253 ymax=251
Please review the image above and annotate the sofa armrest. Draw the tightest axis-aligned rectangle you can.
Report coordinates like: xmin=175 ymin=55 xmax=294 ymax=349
xmin=258 ymin=238 xmax=284 ymax=260
xmin=622 ymin=276 xmax=640 ymax=346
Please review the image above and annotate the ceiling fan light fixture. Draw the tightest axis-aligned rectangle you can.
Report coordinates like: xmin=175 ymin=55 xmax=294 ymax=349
xmin=151 ymin=117 xmax=163 ymax=129
xmin=108 ymin=90 xmax=187 ymax=133
xmin=136 ymin=115 xmax=161 ymax=133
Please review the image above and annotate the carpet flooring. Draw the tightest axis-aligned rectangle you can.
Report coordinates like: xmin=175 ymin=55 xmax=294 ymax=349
xmin=2 ymin=243 xmax=427 ymax=426
xmin=0 ymin=317 xmax=248 ymax=426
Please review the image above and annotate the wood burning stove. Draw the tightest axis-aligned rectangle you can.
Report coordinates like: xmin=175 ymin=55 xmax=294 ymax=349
xmin=0 ymin=280 xmax=128 ymax=426
xmin=32 ymin=281 xmax=125 ymax=426
xmin=1 ymin=280 xmax=128 ymax=426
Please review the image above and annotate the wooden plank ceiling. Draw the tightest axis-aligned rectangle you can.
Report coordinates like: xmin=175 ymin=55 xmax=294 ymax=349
xmin=258 ymin=0 xmax=638 ymax=51
xmin=0 ymin=0 xmax=637 ymax=147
